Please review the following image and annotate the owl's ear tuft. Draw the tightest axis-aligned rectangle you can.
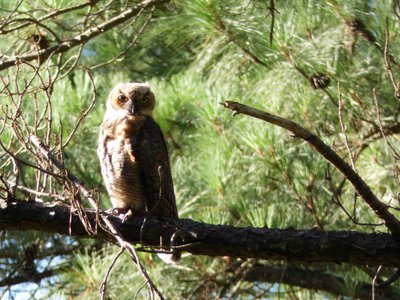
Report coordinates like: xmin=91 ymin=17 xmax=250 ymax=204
xmin=109 ymin=82 xmax=124 ymax=97
xmin=113 ymin=82 xmax=125 ymax=89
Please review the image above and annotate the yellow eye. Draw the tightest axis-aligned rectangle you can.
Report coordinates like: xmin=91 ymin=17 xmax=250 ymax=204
xmin=140 ymin=96 xmax=149 ymax=103
xmin=117 ymin=94 xmax=128 ymax=103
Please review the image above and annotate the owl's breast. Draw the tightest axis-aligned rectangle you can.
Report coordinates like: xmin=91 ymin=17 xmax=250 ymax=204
xmin=99 ymin=116 xmax=148 ymax=212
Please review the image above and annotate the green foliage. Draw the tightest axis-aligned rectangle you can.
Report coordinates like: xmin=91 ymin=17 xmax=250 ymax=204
xmin=1 ymin=0 xmax=400 ymax=298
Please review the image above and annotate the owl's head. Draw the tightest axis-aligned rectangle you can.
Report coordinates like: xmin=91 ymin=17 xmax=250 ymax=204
xmin=107 ymin=82 xmax=155 ymax=117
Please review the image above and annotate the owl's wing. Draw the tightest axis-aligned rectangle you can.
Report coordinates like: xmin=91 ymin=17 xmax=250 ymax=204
xmin=97 ymin=121 xmax=115 ymax=194
xmin=133 ymin=117 xmax=178 ymax=218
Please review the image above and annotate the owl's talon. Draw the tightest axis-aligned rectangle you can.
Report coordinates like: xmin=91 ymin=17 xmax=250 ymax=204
xmin=109 ymin=207 xmax=132 ymax=220
xmin=113 ymin=207 xmax=130 ymax=214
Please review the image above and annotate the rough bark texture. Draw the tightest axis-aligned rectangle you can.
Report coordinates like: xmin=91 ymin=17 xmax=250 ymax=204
xmin=1 ymin=199 xmax=399 ymax=267
xmin=243 ymin=265 xmax=400 ymax=300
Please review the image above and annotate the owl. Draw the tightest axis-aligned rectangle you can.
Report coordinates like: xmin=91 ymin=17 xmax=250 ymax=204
xmin=97 ymin=82 xmax=178 ymax=220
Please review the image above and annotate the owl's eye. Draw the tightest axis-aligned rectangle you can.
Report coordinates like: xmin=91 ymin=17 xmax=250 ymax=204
xmin=117 ymin=94 xmax=128 ymax=103
xmin=140 ymin=96 xmax=149 ymax=104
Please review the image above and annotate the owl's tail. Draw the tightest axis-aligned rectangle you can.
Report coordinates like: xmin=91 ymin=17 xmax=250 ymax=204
xmin=155 ymin=227 xmax=182 ymax=263
xmin=156 ymin=249 xmax=181 ymax=264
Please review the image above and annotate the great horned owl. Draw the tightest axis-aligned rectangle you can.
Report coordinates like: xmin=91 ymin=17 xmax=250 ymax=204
xmin=98 ymin=82 xmax=178 ymax=219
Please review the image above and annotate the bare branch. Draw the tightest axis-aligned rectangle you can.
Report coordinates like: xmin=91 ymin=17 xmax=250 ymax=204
xmin=338 ymin=82 xmax=357 ymax=171
xmin=62 ymin=69 xmax=97 ymax=149
xmin=100 ymin=248 xmax=124 ymax=300
xmin=28 ymin=135 xmax=165 ymax=300
xmin=383 ymin=18 xmax=399 ymax=97
xmin=221 ymin=101 xmax=400 ymax=235
xmin=372 ymin=89 xmax=400 ymax=160
xmin=383 ymin=17 xmax=400 ymax=93
xmin=0 ymin=0 xmax=24 ymax=33
xmin=90 ymin=5 xmax=155 ymax=70
xmin=0 ymin=0 xmax=167 ymax=72
xmin=267 ymin=0 xmax=278 ymax=45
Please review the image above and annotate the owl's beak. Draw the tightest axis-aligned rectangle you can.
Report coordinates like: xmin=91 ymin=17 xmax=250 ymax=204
xmin=131 ymin=102 xmax=140 ymax=115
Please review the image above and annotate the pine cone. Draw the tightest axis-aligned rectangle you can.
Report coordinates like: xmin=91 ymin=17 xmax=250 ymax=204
xmin=29 ymin=32 xmax=49 ymax=50
xmin=309 ymin=73 xmax=330 ymax=89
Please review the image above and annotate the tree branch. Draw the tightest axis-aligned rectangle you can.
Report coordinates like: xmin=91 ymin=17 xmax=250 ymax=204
xmin=1 ymin=200 xmax=399 ymax=267
xmin=0 ymin=1 xmax=99 ymax=35
xmin=221 ymin=101 xmax=400 ymax=236
xmin=0 ymin=0 xmax=166 ymax=71
xmin=243 ymin=264 xmax=400 ymax=300
xmin=0 ymin=269 xmax=55 ymax=287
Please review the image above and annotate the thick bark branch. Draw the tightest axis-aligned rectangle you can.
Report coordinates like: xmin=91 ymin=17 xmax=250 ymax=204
xmin=222 ymin=101 xmax=400 ymax=236
xmin=1 ymin=200 xmax=399 ymax=267
xmin=0 ymin=0 xmax=165 ymax=71
xmin=243 ymin=264 xmax=400 ymax=300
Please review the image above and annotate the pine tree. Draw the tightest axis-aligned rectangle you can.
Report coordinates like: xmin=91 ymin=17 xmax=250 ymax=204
xmin=1 ymin=0 xmax=400 ymax=299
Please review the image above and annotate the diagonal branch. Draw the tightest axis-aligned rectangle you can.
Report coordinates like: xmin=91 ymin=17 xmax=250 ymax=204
xmin=1 ymin=200 xmax=399 ymax=267
xmin=0 ymin=1 xmax=100 ymax=34
xmin=221 ymin=101 xmax=400 ymax=236
xmin=0 ymin=0 xmax=166 ymax=72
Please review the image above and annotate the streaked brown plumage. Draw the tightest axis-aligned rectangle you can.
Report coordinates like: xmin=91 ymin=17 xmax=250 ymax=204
xmin=97 ymin=83 xmax=178 ymax=219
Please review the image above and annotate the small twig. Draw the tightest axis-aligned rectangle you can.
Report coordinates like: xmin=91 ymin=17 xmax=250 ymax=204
xmin=0 ymin=0 xmax=23 ymax=32
xmin=29 ymin=135 xmax=165 ymax=300
xmin=211 ymin=11 xmax=269 ymax=69
xmin=100 ymin=248 xmax=124 ymax=300
xmin=372 ymin=265 xmax=382 ymax=300
xmin=90 ymin=5 xmax=155 ymax=70
xmin=394 ymin=0 xmax=400 ymax=19
xmin=325 ymin=166 xmax=383 ymax=226
xmin=267 ymin=0 xmax=278 ymax=45
xmin=134 ymin=280 xmax=149 ymax=300
xmin=378 ymin=267 xmax=400 ymax=288
xmin=383 ymin=18 xmax=399 ymax=99
xmin=372 ymin=89 xmax=400 ymax=160
xmin=337 ymin=82 xmax=357 ymax=171
xmin=0 ymin=1 xmax=98 ymax=34
xmin=388 ymin=205 xmax=400 ymax=212
xmin=0 ymin=139 xmax=64 ymax=179
xmin=226 ymin=260 xmax=255 ymax=300
xmin=62 ymin=69 xmax=97 ymax=149
xmin=9 ymin=183 xmax=66 ymax=201
xmin=331 ymin=191 xmax=383 ymax=227
xmin=58 ymin=44 xmax=85 ymax=81
xmin=221 ymin=101 xmax=400 ymax=235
